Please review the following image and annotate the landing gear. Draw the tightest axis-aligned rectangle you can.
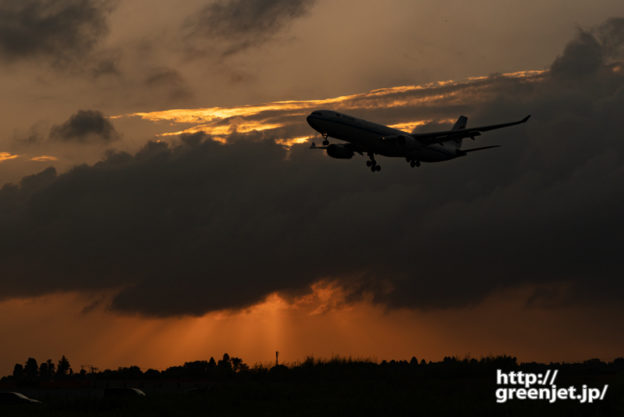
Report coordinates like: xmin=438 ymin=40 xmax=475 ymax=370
xmin=409 ymin=160 xmax=420 ymax=168
xmin=322 ymin=133 xmax=329 ymax=146
xmin=367 ymin=153 xmax=381 ymax=172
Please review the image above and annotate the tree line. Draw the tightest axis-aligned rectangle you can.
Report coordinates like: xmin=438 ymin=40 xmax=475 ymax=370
xmin=4 ymin=353 xmax=249 ymax=384
xmin=10 ymin=355 xmax=72 ymax=382
xmin=3 ymin=354 xmax=623 ymax=385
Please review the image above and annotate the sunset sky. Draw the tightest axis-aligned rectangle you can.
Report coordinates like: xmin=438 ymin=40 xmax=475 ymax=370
xmin=1 ymin=0 xmax=623 ymax=376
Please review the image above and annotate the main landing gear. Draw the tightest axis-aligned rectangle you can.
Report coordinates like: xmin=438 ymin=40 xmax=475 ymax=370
xmin=407 ymin=158 xmax=420 ymax=168
xmin=322 ymin=133 xmax=329 ymax=146
xmin=366 ymin=153 xmax=381 ymax=172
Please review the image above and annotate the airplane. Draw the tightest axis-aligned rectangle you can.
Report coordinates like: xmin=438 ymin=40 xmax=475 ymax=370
xmin=306 ymin=110 xmax=530 ymax=172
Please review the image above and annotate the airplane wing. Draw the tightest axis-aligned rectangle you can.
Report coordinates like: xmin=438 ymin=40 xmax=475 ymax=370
xmin=412 ymin=115 xmax=530 ymax=146
xmin=457 ymin=145 xmax=501 ymax=155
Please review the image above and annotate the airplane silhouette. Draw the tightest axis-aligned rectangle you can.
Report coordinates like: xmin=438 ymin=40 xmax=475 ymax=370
xmin=307 ymin=110 xmax=530 ymax=172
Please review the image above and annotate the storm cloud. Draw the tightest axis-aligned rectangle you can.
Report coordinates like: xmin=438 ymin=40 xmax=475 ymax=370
xmin=1 ymin=19 xmax=623 ymax=317
xmin=185 ymin=0 xmax=316 ymax=55
xmin=50 ymin=110 xmax=119 ymax=143
xmin=0 ymin=0 xmax=116 ymax=66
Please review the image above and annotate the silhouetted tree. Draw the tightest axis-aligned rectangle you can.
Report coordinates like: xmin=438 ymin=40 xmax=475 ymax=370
xmin=231 ymin=356 xmax=248 ymax=372
xmin=57 ymin=355 xmax=71 ymax=377
xmin=39 ymin=361 xmax=50 ymax=379
xmin=208 ymin=357 xmax=216 ymax=368
xmin=46 ymin=359 xmax=55 ymax=376
xmin=12 ymin=363 xmax=23 ymax=379
xmin=24 ymin=357 xmax=38 ymax=379
xmin=183 ymin=360 xmax=209 ymax=376
xmin=117 ymin=366 xmax=142 ymax=378
xmin=218 ymin=353 xmax=232 ymax=371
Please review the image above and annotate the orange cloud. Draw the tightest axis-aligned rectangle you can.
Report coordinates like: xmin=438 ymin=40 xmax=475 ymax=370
xmin=113 ymin=70 xmax=546 ymax=145
xmin=0 ymin=152 xmax=19 ymax=162
xmin=160 ymin=121 xmax=284 ymax=137
xmin=30 ymin=155 xmax=58 ymax=162
xmin=275 ymin=135 xmax=315 ymax=148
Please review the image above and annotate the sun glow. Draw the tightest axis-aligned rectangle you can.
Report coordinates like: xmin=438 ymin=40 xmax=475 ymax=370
xmin=1 ymin=277 xmax=621 ymax=376
xmin=388 ymin=120 xmax=428 ymax=132
xmin=0 ymin=152 xmax=19 ymax=162
xmin=275 ymin=135 xmax=314 ymax=148
xmin=113 ymin=70 xmax=546 ymax=146
xmin=159 ymin=121 xmax=284 ymax=137
xmin=30 ymin=155 xmax=58 ymax=162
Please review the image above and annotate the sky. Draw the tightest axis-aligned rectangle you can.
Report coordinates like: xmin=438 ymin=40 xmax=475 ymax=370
xmin=0 ymin=0 xmax=623 ymax=375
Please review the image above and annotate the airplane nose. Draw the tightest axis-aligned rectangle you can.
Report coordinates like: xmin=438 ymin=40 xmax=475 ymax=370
xmin=306 ymin=115 xmax=317 ymax=129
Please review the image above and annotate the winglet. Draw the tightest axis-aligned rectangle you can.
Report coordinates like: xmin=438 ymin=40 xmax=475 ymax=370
xmin=521 ymin=115 xmax=531 ymax=123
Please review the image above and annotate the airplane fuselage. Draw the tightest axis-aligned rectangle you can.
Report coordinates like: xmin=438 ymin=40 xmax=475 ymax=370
xmin=306 ymin=110 xmax=459 ymax=162
xmin=306 ymin=109 xmax=529 ymax=172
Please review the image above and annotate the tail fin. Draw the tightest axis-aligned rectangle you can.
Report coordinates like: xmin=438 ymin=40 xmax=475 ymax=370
xmin=452 ymin=115 xmax=467 ymax=130
xmin=449 ymin=115 xmax=467 ymax=149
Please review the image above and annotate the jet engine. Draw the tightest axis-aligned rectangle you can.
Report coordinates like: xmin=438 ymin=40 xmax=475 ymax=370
xmin=326 ymin=144 xmax=354 ymax=159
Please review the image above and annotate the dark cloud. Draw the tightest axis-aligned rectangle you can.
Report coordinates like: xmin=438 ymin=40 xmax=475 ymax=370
xmin=0 ymin=19 xmax=623 ymax=317
xmin=551 ymin=18 xmax=624 ymax=79
xmin=91 ymin=56 xmax=121 ymax=78
xmin=596 ymin=17 xmax=624 ymax=61
xmin=185 ymin=0 xmax=316 ymax=55
xmin=12 ymin=124 xmax=47 ymax=147
xmin=144 ymin=68 xmax=193 ymax=103
xmin=50 ymin=110 xmax=119 ymax=142
xmin=0 ymin=0 xmax=116 ymax=66
xmin=550 ymin=29 xmax=603 ymax=79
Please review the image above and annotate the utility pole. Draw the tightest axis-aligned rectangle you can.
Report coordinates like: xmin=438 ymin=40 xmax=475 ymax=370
xmin=275 ymin=351 xmax=279 ymax=367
